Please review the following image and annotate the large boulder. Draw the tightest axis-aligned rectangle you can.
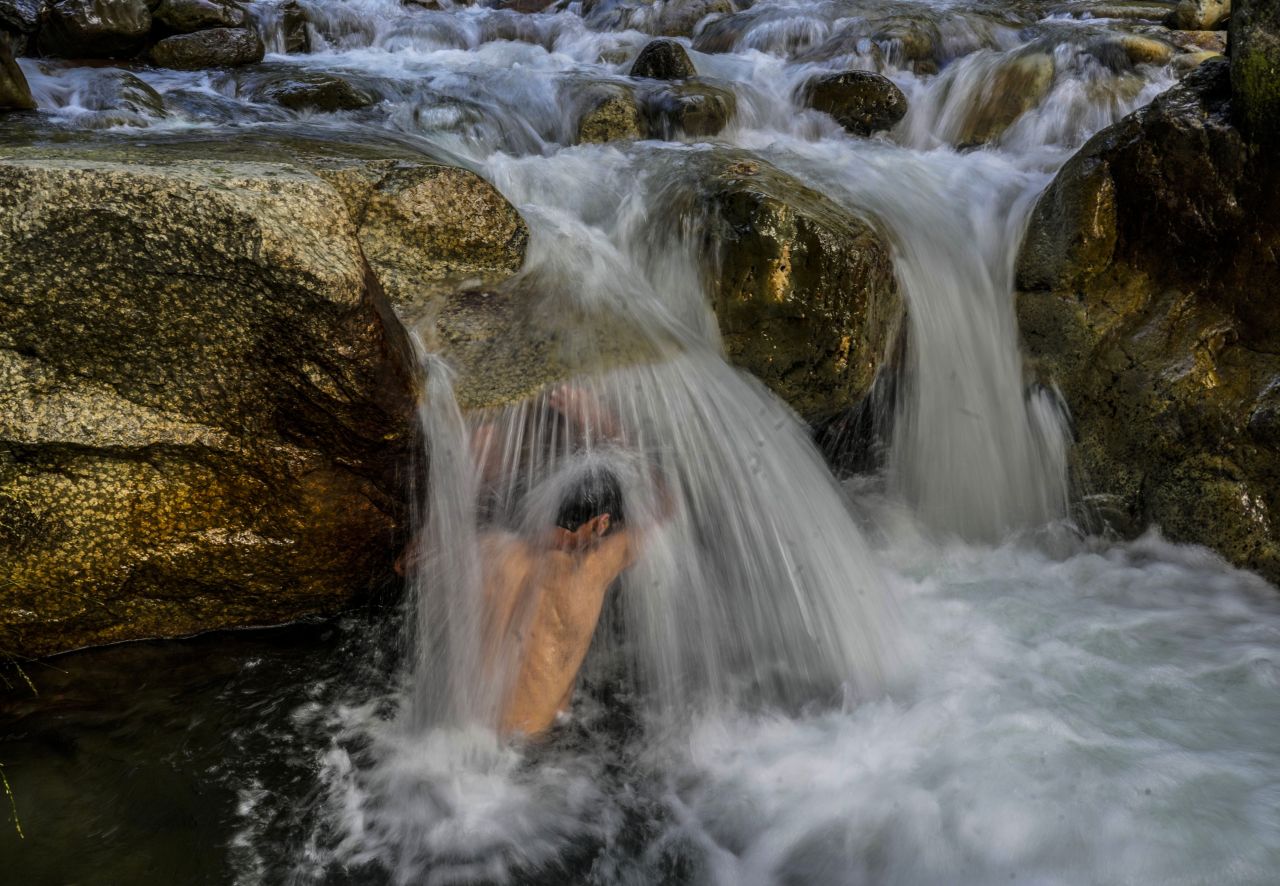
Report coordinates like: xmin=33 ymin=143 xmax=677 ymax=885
xmin=246 ymin=70 xmax=378 ymax=112
xmin=0 ymin=40 xmax=33 ymax=111
xmin=1016 ymin=61 xmax=1280 ymax=581
xmin=149 ymin=26 xmax=264 ymax=69
xmin=799 ymin=70 xmax=908 ymax=137
xmin=0 ymin=135 xmax=530 ymax=657
xmin=37 ymin=0 xmax=151 ymax=58
xmin=641 ymin=80 xmax=735 ymax=138
xmin=1230 ymin=0 xmax=1280 ymax=143
xmin=955 ymin=50 xmax=1055 ymax=145
xmin=657 ymin=151 xmax=900 ymax=421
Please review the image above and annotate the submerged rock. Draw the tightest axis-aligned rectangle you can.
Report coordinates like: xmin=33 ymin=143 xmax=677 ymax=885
xmin=1017 ymin=61 xmax=1280 ymax=581
xmin=642 ymin=80 xmax=735 ymax=138
xmin=150 ymin=26 xmax=264 ymax=69
xmin=575 ymin=86 xmax=644 ymax=143
xmin=799 ymin=70 xmax=908 ymax=136
xmin=630 ymin=37 xmax=696 ymax=79
xmin=1231 ymin=0 xmax=1280 ymax=143
xmin=584 ymin=0 xmax=733 ymax=39
xmin=152 ymin=0 xmax=247 ymax=33
xmin=249 ymin=70 xmax=377 ymax=112
xmin=661 ymin=151 xmax=901 ymax=421
xmin=0 ymin=39 xmax=33 ymax=111
xmin=956 ymin=51 xmax=1055 ymax=145
xmin=38 ymin=0 xmax=151 ymax=58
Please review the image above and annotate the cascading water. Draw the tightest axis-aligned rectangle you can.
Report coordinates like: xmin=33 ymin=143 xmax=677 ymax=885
xmin=11 ymin=1 xmax=1280 ymax=884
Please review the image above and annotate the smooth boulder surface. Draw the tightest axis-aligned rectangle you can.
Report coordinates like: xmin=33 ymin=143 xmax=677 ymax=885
xmin=1017 ymin=61 xmax=1280 ymax=581
xmin=800 ymin=70 xmax=908 ymax=136
xmin=152 ymin=0 xmax=248 ymax=33
xmin=1231 ymin=0 xmax=1280 ymax=143
xmin=248 ymin=70 xmax=377 ymax=112
xmin=38 ymin=0 xmax=151 ymax=58
xmin=0 ymin=40 xmax=33 ymax=110
xmin=956 ymin=51 xmax=1054 ymax=145
xmin=630 ymin=38 xmax=696 ymax=79
xmin=660 ymin=151 xmax=901 ymax=421
xmin=0 ymin=135 xmax=531 ymax=658
xmin=150 ymin=26 xmax=264 ymax=69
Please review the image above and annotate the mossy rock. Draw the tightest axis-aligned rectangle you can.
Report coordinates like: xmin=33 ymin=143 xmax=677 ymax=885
xmin=1231 ymin=0 xmax=1280 ymax=144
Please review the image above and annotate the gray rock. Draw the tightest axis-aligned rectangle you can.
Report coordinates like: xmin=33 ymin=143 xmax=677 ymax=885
xmin=37 ymin=0 xmax=151 ymax=58
xmin=575 ymin=86 xmax=644 ymax=143
xmin=149 ymin=26 xmax=264 ymax=69
xmin=800 ymin=70 xmax=908 ymax=136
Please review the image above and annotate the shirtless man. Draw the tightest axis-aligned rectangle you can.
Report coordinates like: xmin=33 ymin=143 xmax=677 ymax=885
xmin=399 ymin=384 xmax=649 ymax=738
xmin=480 ymin=468 xmax=635 ymax=737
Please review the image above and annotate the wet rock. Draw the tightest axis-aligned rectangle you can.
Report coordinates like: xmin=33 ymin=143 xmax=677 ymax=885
xmin=799 ymin=70 xmax=908 ymax=137
xmin=149 ymin=26 xmax=264 ymax=69
xmin=1017 ymin=61 xmax=1280 ymax=581
xmin=870 ymin=17 xmax=943 ymax=72
xmin=630 ymin=37 xmax=696 ymax=79
xmin=152 ymin=0 xmax=247 ymax=33
xmin=575 ymin=86 xmax=644 ymax=143
xmin=250 ymin=70 xmax=377 ymax=112
xmin=0 ymin=0 xmax=41 ymax=36
xmin=1230 ymin=0 xmax=1280 ymax=143
xmin=642 ymin=80 xmax=734 ymax=138
xmin=1166 ymin=0 xmax=1230 ymax=29
xmin=1061 ymin=1 xmax=1179 ymax=21
xmin=1118 ymin=34 xmax=1175 ymax=65
xmin=0 ymin=146 xmax=420 ymax=658
xmin=69 ymin=68 xmax=167 ymax=125
xmin=37 ymin=0 xmax=151 ymax=58
xmin=312 ymin=159 xmax=530 ymax=316
xmin=956 ymin=51 xmax=1055 ymax=145
xmin=664 ymin=151 xmax=901 ymax=421
xmin=0 ymin=41 xmax=33 ymax=110
xmin=1173 ymin=48 xmax=1223 ymax=73
xmin=1170 ymin=28 xmax=1228 ymax=51
xmin=281 ymin=0 xmax=311 ymax=53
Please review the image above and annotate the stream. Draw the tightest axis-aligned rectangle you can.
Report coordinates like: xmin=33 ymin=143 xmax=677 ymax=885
xmin=5 ymin=0 xmax=1280 ymax=883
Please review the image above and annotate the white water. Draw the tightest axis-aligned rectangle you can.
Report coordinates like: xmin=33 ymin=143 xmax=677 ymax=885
xmin=17 ymin=0 xmax=1279 ymax=882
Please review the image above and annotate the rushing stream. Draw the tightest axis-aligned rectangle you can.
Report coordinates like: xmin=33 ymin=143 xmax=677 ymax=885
xmin=5 ymin=0 xmax=1280 ymax=883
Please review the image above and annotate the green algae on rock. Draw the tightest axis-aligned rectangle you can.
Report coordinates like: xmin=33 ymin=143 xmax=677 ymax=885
xmin=1017 ymin=61 xmax=1280 ymax=581
xmin=1231 ymin=0 xmax=1280 ymax=144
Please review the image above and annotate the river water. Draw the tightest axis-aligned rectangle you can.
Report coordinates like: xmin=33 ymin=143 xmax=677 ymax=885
xmin=6 ymin=0 xmax=1280 ymax=883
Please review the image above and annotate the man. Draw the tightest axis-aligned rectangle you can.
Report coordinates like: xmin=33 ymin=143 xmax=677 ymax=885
xmin=481 ymin=468 xmax=636 ymax=737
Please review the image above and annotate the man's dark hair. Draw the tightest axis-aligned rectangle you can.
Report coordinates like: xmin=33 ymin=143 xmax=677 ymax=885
xmin=555 ymin=468 xmax=624 ymax=531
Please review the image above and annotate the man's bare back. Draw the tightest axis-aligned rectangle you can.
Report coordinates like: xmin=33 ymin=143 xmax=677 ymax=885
xmin=482 ymin=517 xmax=635 ymax=737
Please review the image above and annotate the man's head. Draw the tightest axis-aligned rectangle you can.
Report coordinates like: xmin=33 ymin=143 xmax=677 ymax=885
xmin=552 ymin=468 xmax=624 ymax=549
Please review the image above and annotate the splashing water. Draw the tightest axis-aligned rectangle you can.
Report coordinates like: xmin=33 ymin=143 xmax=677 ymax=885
xmin=11 ymin=0 xmax=1280 ymax=883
